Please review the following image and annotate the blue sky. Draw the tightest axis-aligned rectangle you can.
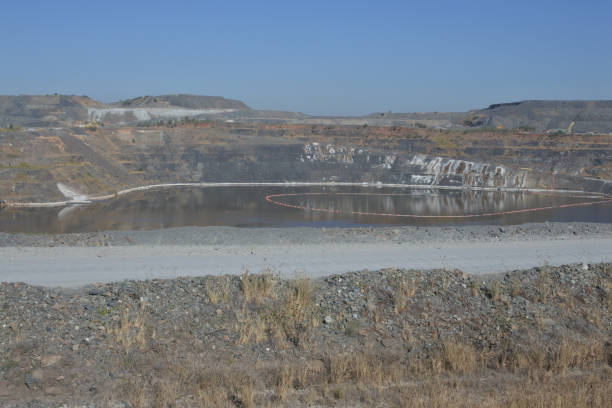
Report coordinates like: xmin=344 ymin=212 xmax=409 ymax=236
xmin=1 ymin=0 xmax=610 ymax=115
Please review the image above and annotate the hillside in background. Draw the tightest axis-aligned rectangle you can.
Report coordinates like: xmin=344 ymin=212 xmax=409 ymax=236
xmin=0 ymin=94 xmax=253 ymax=127
xmin=0 ymin=95 xmax=103 ymax=127
xmin=114 ymin=94 xmax=250 ymax=110
xmin=1 ymin=94 xmax=612 ymax=132
xmin=463 ymin=100 xmax=612 ymax=133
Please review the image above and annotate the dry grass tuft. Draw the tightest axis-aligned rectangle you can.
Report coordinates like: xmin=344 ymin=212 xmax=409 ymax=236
xmin=510 ymin=276 xmax=522 ymax=297
xmin=551 ymin=336 xmax=605 ymax=372
xmin=276 ymin=363 xmax=293 ymax=402
xmin=602 ymin=272 xmax=612 ymax=310
xmin=230 ymin=277 xmax=317 ymax=348
xmin=489 ymin=280 xmax=502 ymax=302
xmin=123 ymin=377 xmax=146 ymax=408
xmin=204 ymin=276 xmax=230 ymax=304
xmin=196 ymin=378 xmax=231 ymax=407
xmin=391 ymin=276 xmax=416 ymax=315
xmin=276 ymin=278 xmax=318 ymax=347
xmin=439 ymin=340 xmax=479 ymax=374
xmin=328 ymin=353 xmax=401 ymax=386
xmin=470 ymin=280 xmax=479 ymax=296
xmin=240 ymin=268 xmax=276 ymax=304
xmin=232 ymin=377 xmax=255 ymax=408
xmin=535 ymin=264 xmax=552 ymax=303
xmin=235 ymin=309 xmax=267 ymax=345
xmin=152 ymin=379 xmax=178 ymax=408
xmin=108 ymin=303 xmax=152 ymax=353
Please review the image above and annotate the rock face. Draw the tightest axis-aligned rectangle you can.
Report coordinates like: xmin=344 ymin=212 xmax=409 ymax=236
xmin=122 ymin=140 xmax=609 ymax=194
xmin=2 ymin=122 xmax=611 ymax=202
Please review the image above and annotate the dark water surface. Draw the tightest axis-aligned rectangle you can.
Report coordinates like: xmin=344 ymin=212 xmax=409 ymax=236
xmin=1 ymin=186 xmax=610 ymax=233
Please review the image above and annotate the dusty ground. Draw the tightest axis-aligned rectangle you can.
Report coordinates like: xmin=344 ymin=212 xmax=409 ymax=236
xmin=0 ymin=262 xmax=611 ymax=407
xmin=1 ymin=223 xmax=611 ymax=286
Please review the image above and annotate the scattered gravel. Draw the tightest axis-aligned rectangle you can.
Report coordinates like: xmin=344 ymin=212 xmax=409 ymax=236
xmin=0 ymin=222 xmax=611 ymax=248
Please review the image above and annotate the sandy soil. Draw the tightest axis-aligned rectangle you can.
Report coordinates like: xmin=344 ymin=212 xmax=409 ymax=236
xmin=1 ymin=223 xmax=611 ymax=287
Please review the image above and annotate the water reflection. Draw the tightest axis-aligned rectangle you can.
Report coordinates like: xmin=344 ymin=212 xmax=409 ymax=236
xmin=0 ymin=186 xmax=609 ymax=233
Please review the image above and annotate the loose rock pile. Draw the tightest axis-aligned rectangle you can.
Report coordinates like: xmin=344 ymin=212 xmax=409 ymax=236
xmin=0 ymin=262 xmax=610 ymax=407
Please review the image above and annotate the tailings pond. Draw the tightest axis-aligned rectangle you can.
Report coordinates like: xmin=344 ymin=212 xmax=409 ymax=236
xmin=1 ymin=186 xmax=610 ymax=233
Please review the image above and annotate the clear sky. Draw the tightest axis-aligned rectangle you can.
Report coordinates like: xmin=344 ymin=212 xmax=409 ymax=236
xmin=1 ymin=0 xmax=611 ymax=115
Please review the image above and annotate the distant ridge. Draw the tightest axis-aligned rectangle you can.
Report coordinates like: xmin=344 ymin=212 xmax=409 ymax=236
xmin=0 ymin=94 xmax=104 ymax=127
xmin=464 ymin=100 xmax=612 ymax=132
xmin=114 ymin=94 xmax=250 ymax=110
xmin=1 ymin=94 xmax=612 ymax=132
xmin=0 ymin=94 xmax=251 ymax=126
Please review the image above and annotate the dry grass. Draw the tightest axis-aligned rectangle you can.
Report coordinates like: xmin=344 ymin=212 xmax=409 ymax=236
xmin=502 ymin=335 xmax=606 ymax=374
xmin=489 ymin=280 xmax=502 ymax=302
xmin=106 ymin=334 xmax=611 ymax=407
xmin=275 ymin=277 xmax=318 ymax=347
xmin=535 ymin=264 xmax=552 ymax=303
xmin=233 ymin=377 xmax=255 ymax=408
xmin=235 ymin=309 xmax=267 ymax=345
xmin=395 ymin=372 xmax=612 ymax=408
xmin=439 ymin=340 xmax=479 ymax=374
xmin=551 ymin=336 xmax=605 ymax=372
xmin=470 ymin=279 xmax=479 ymax=296
xmin=510 ymin=276 xmax=522 ymax=297
xmin=152 ymin=379 xmax=179 ymax=408
xmin=275 ymin=363 xmax=293 ymax=402
xmin=240 ymin=268 xmax=276 ymax=304
xmin=391 ymin=276 xmax=416 ymax=314
xmin=108 ymin=302 xmax=152 ymax=353
xmin=603 ymin=265 xmax=612 ymax=309
xmin=204 ymin=276 xmax=230 ymax=304
xmin=231 ymin=276 xmax=318 ymax=348
xmin=328 ymin=353 xmax=401 ymax=386
xmin=123 ymin=377 xmax=147 ymax=408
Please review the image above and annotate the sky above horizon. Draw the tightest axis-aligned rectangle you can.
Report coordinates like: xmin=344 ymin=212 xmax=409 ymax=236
xmin=1 ymin=0 xmax=611 ymax=115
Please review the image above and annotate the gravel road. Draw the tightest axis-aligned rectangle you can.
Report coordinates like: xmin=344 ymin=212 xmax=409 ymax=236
xmin=1 ymin=222 xmax=610 ymax=287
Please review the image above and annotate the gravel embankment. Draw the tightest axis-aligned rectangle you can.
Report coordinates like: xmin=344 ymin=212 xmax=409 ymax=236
xmin=0 ymin=262 xmax=610 ymax=407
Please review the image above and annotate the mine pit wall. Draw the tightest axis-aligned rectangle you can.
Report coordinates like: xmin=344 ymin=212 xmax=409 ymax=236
xmin=299 ymin=144 xmax=537 ymax=191
xmin=122 ymin=141 xmax=609 ymax=195
xmin=2 ymin=126 xmax=610 ymax=203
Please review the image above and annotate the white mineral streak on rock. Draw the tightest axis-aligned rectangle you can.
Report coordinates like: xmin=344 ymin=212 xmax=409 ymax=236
xmin=410 ymin=175 xmax=435 ymax=184
xmin=383 ymin=155 xmax=396 ymax=169
xmin=426 ymin=157 xmax=443 ymax=174
xmin=302 ymin=143 xmax=361 ymax=163
xmin=301 ymin=144 xmax=515 ymax=188
xmin=410 ymin=154 xmax=427 ymax=165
